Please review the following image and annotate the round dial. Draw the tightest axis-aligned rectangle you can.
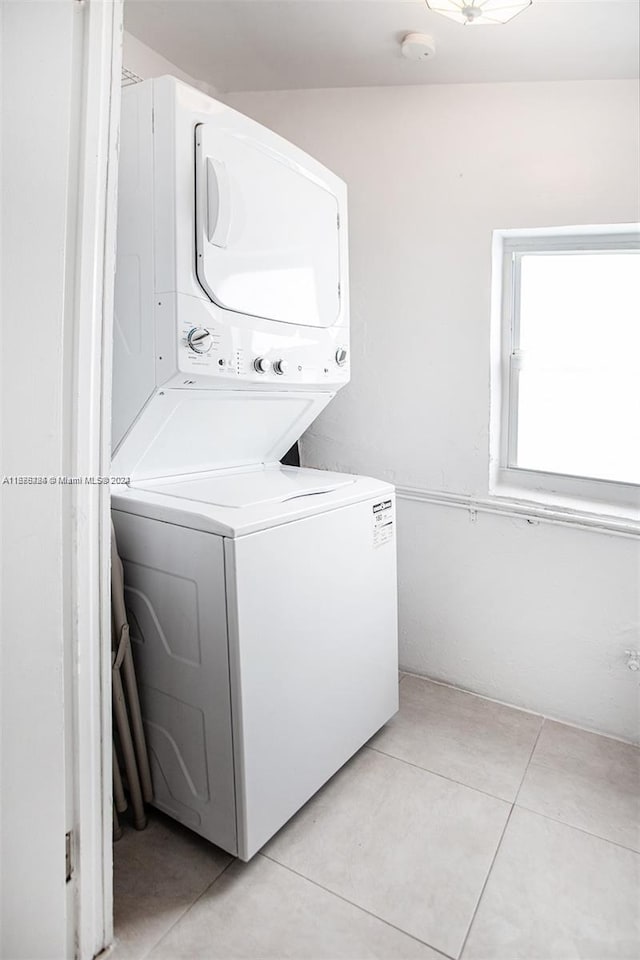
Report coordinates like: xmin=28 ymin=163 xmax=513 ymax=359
xmin=187 ymin=327 xmax=213 ymax=354
xmin=273 ymin=359 xmax=288 ymax=375
xmin=335 ymin=347 xmax=348 ymax=366
xmin=254 ymin=357 xmax=270 ymax=373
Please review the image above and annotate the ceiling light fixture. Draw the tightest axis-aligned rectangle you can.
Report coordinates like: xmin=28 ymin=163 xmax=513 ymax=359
xmin=426 ymin=0 xmax=532 ymax=26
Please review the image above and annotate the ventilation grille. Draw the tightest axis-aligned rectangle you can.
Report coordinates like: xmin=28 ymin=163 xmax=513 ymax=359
xmin=121 ymin=67 xmax=143 ymax=87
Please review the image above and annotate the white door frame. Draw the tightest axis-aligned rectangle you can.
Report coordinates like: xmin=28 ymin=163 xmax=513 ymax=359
xmin=70 ymin=1 xmax=123 ymax=956
xmin=1 ymin=1 xmax=122 ymax=956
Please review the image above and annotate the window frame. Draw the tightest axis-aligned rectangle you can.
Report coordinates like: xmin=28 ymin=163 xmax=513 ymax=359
xmin=490 ymin=225 xmax=640 ymax=521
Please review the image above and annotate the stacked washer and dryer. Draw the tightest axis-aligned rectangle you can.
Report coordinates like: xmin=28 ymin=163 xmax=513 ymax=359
xmin=111 ymin=77 xmax=398 ymax=861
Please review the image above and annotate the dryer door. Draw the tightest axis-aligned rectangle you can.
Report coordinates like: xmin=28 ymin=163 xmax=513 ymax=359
xmin=195 ymin=123 xmax=341 ymax=328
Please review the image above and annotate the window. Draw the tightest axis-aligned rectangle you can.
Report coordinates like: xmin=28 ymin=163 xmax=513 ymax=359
xmin=491 ymin=226 xmax=640 ymax=518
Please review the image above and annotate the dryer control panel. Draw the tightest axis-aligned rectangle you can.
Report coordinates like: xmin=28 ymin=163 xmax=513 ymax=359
xmin=181 ymin=328 xmax=348 ymax=386
xmin=154 ymin=290 xmax=349 ymax=391
xmin=179 ymin=320 xmax=348 ymax=387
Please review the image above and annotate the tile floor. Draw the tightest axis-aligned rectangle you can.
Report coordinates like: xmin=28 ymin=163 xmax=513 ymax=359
xmin=113 ymin=675 xmax=640 ymax=960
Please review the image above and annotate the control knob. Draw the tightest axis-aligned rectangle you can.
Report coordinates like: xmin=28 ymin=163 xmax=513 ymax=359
xmin=254 ymin=357 xmax=270 ymax=373
xmin=273 ymin=359 xmax=288 ymax=375
xmin=187 ymin=327 xmax=213 ymax=354
xmin=335 ymin=346 xmax=348 ymax=366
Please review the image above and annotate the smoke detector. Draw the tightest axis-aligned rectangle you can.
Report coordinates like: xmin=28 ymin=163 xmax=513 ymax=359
xmin=401 ymin=33 xmax=437 ymax=62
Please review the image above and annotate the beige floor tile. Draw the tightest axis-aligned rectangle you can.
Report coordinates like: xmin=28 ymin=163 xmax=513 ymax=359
xmin=517 ymin=720 xmax=640 ymax=851
xmin=463 ymin=807 xmax=640 ymax=960
xmin=113 ymin=811 xmax=232 ymax=959
xmin=150 ymin=855 xmax=445 ymax=959
xmin=265 ymin=748 xmax=510 ymax=959
xmin=371 ymin=676 xmax=542 ymax=801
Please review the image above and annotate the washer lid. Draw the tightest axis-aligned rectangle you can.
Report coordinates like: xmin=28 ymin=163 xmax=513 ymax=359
xmin=134 ymin=465 xmax=356 ymax=509
xmin=195 ymin=122 xmax=343 ymax=328
xmin=113 ymin=466 xmax=394 ymax=538
xmin=111 ymin=389 xmax=333 ymax=482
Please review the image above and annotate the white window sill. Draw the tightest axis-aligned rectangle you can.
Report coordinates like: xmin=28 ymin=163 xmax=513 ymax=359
xmin=396 ymin=483 xmax=640 ymax=538
xmin=490 ymin=467 xmax=640 ymax=536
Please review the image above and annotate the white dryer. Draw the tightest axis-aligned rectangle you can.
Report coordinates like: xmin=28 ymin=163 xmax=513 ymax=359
xmin=111 ymin=77 xmax=398 ymax=861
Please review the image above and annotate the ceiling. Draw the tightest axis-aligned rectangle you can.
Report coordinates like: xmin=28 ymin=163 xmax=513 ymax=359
xmin=124 ymin=0 xmax=640 ymax=91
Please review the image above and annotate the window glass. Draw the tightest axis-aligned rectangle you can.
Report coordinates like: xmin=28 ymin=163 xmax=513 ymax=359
xmin=515 ymin=250 xmax=640 ymax=484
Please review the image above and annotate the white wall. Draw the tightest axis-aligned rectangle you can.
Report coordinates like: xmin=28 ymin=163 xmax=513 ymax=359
xmin=223 ymin=80 xmax=640 ymax=742
xmin=123 ymin=31 xmax=216 ymax=95
xmin=1 ymin=2 xmax=78 ymax=955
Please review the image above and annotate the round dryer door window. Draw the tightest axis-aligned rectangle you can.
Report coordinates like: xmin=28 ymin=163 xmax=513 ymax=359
xmin=195 ymin=122 xmax=343 ymax=328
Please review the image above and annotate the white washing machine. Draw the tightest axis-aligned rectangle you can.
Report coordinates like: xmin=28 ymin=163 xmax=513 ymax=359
xmin=111 ymin=77 xmax=398 ymax=860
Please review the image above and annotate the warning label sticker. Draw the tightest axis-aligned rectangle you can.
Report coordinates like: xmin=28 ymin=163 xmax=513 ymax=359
xmin=372 ymin=499 xmax=394 ymax=548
